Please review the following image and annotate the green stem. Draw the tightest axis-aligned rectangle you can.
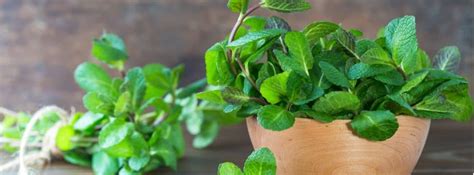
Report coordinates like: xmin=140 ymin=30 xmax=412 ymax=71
xmin=396 ymin=66 xmax=408 ymax=80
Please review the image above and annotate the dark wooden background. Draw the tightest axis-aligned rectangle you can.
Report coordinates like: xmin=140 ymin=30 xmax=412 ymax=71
xmin=0 ymin=0 xmax=472 ymax=174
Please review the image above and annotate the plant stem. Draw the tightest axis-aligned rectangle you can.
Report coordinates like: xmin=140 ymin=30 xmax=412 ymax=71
xmin=396 ymin=66 xmax=408 ymax=80
xmin=250 ymin=97 xmax=268 ymax=105
xmin=227 ymin=3 xmax=262 ymax=92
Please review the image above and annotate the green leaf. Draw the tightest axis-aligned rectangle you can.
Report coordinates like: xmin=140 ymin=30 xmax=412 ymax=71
xmin=260 ymin=72 xmax=290 ymax=104
xmin=150 ymin=143 xmax=177 ymax=170
xmin=114 ymin=91 xmax=131 ymax=116
xmin=244 ymin=16 xmax=267 ymax=32
xmin=355 ymin=39 xmax=380 ymax=56
xmin=286 ymin=72 xmax=321 ymax=105
xmin=228 ymin=29 xmax=285 ymax=48
xmin=261 ymin=0 xmax=311 ymax=13
xmin=433 ymin=46 xmax=461 ymax=73
xmin=265 ymin=16 xmax=291 ymax=31
xmin=218 ymin=162 xmax=244 ymax=175
xmin=83 ymin=92 xmax=115 ymax=115
xmin=98 ymin=119 xmax=135 ymax=157
xmin=63 ymin=151 xmax=91 ymax=167
xmin=385 ymin=94 xmax=416 ymax=115
xmin=334 ymin=29 xmax=358 ymax=58
xmin=55 ymin=125 xmax=75 ymax=151
xmin=74 ymin=62 xmax=116 ymax=97
xmin=384 ymin=16 xmax=418 ymax=71
xmin=400 ymin=71 xmax=429 ymax=93
xmin=348 ymin=63 xmax=393 ymax=80
xmin=245 ymin=38 xmax=278 ymax=64
xmin=299 ymin=109 xmax=334 ymax=123
xmin=222 ymin=87 xmax=251 ymax=105
xmin=281 ymin=31 xmax=314 ymax=76
xmin=73 ymin=112 xmax=105 ymax=135
xmin=257 ymin=105 xmax=295 ymax=131
xmin=319 ymin=61 xmax=350 ymax=88
xmin=143 ymin=63 xmax=173 ymax=92
xmin=176 ymin=78 xmax=207 ymax=99
xmin=415 ymin=48 xmax=431 ymax=71
xmin=205 ymin=42 xmax=235 ymax=85
xmin=243 ymin=147 xmax=277 ymax=175
xmin=351 ymin=110 xmax=399 ymax=141
xmin=196 ymin=90 xmax=226 ymax=104
xmin=414 ymin=79 xmax=473 ymax=122
xmin=360 ymin=47 xmax=394 ymax=66
xmin=123 ymin=68 xmax=146 ymax=111
xmin=312 ymin=91 xmax=361 ymax=115
xmin=302 ymin=21 xmax=339 ymax=46
xmin=91 ymin=33 xmax=128 ymax=70
xmin=129 ymin=154 xmax=150 ymax=171
xmin=193 ymin=120 xmax=219 ymax=149
xmin=92 ymin=151 xmax=120 ymax=175
xmin=374 ymin=70 xmax=405 ymax=86
xmin=227 ymin=0 xmax=249 ymax=13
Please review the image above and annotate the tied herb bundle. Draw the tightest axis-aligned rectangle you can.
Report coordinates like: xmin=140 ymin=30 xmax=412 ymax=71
xmin=198 ymin=0 xmax=473 ymax=141
xmin=0 ymin=33 xmax=241 ymax=174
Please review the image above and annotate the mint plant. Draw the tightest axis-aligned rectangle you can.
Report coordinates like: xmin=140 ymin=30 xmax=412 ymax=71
xmin=218 ymin=147 xmax=276 ymax=175
xmin=0 ymin=33 xmax=241 ymax=174
xmin=198 ymin=0 xmax=473 ymax=141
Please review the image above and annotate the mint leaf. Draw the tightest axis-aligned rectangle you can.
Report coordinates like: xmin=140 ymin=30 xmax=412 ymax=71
xmin=319 ymin=61 xmax=351 ymax=88
xmin=400 ymin=71 xmax=429 ymax=93
xmin=334 ymin=29 xmax=358 ymax=58
xmin=114 ymin=91 xmax=131 ymax=117
xmin=143 ymin=64 xmax=173 ymax=92
xmin=260 ymin=72 xmax=289 ymax=104
xmin=91 ymin=33 xmax=128 ymax=70
xmin=244 ymin=16 xmax=267 ymax=32
xmin=150 ymin=143 xmax=177 ymax=170
xmin=415 ymin=48 xmax=431 ymax=70
xmin=222 ymin=87 xmax=251 ymax=105
xmin=348 ymin=63 xmax=393 ymax=80
xmin=55 ymin=125 xmax=75 ymax=151
xmin=299 ymin=109 xmax=334 ymax=123
xmin=351 ymin=110 xmax=399 ymax=141
xmin=384 ymin=16 xmax=418 ymax=72
xmin=243 ymin=147 xmax=277 ymax=175
xmin=302 ymin=21 xmax=339 ymax=46
xmin=123 ymin=68 xmax=146 ymax=111
xmin=282 ymin=31 xmax=314 ymax=76
xmin=92 ymin=151 xmax=120 ymax=175
xmin=98 ymin=119 xmax=135 ymax=157
xmin=228 ymin=29 xmax=285 ymax=48
xmin=193 ymin=120 xmax=219 ymax=148
xmin=360 ymin=47 xmax=394 ymax=66
xmin=196 ymin=90 xmax=226 ymax=104
xmin=73 ymin=112 xmax=105 ymax=135
xmin=74 ymin=62 xmax=116 ymax=97
xmin=355 ymin=39 xmax=380 ymax=56
xmin=83 ymin=92 xmax=115 ymax=115
xmin=261 ymin=0 xmax=311 ymax=13
xmin=257 ymin=105 xmax=295 ymax=131
xmin=265 ymin=16 xmax=291 ymax=31
xmin=218 ymin=162 xmax=244 ymax=175
xmin=414 ymin=79 xmax=473 ymax=122
xmin=227 ymin=0 xmax=249 ymax=13
xmin=433 ymin=46 xmax=461 ymax=73
xmin=205 ymin=42 xmax=235 ymax=85
xmin=312 ymin=91 xmax=360 ymax=115
xmin=374 ymin=70 xmax=405 ymax=86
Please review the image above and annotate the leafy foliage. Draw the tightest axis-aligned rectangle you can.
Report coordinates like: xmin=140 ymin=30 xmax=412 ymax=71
xmin=199 ymin=0 xmax=473 ymax=143
xmin=0 ymin=33 xmax=240 ymax=174
xmin=218 ymin=147 xmax=276 ymax=175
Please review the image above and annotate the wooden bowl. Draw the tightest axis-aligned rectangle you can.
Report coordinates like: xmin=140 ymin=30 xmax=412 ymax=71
xmin=246 ymin=116 xmax=430 ymax=175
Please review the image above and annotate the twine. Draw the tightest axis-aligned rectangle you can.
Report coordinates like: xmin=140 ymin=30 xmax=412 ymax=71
xmin=0 ymin=106 xmax=69 ymax=175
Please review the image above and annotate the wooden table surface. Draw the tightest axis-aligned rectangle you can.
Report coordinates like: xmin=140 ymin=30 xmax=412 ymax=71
xmin=0 ymin=0 xmax=473 ymax=174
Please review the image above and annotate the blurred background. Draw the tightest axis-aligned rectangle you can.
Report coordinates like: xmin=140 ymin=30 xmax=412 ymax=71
xmin=0 ymin=0 xmax=472 ymax=174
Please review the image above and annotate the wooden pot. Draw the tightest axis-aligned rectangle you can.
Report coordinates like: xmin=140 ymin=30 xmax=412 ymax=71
xmin=246 ymin=116 xmax=430 ymax=175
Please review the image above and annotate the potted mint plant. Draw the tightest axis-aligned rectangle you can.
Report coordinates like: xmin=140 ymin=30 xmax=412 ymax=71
xmin=197 ymin=0 xmax=473 ymax=174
